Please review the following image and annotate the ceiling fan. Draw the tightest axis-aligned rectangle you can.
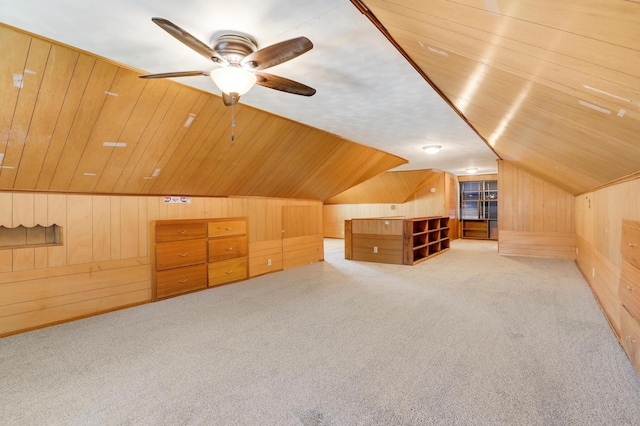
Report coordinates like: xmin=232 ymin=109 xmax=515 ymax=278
xmin=139 ymin=18 xmax=316 ymax=106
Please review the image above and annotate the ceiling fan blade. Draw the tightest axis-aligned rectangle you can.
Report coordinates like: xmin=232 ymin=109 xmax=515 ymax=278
xmin=241 ymin=37 xmax=312 ymax=71
xmin=255 ymin=72 xmax=316 ymax=96
xmin=222 ymin=93 xmax=240 ymax=106
xmin=139 ymin=71 xmax=210 ymax=79
xmin=152 ymin=18 xmax=229 ymax=66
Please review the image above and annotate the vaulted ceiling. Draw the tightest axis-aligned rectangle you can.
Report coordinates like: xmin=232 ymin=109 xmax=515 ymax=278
xmin=357 ymin=0 xmax=640 ymax=194
xmin=1 ymin=0 xmax=639 ymax=200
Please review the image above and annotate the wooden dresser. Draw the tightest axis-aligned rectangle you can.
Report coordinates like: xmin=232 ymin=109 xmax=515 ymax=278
xmin=619 ymin=219 xmax=640 ymax=376
xmin=151 ymin=218 xmax=248 ymax=300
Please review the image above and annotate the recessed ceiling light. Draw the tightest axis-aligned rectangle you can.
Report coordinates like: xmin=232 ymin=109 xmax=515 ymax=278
xmin=422 ymin=145 xmax=442 ymax=154
xmin=466 ymin=168 xmax=478 ymax=174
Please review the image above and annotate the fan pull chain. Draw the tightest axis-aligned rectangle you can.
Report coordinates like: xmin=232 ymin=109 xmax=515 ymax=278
xmin=230 ymin=97 xmax=236 ymax=142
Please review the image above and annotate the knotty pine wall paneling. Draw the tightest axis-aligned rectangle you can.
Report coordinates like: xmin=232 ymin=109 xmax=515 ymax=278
xmin=498 ymin=160 xmax=575 ymax=259
xmin=575 ymin=177 xmax=640 ymax=335
xmin=0 ymin=193 xmax=323 ymax=337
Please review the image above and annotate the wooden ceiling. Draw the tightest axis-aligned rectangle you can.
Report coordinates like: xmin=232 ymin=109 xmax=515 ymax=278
xmin=0 ymin=23 xmax=406 ymax=201
xmin=325 ymin=169 xmax=436 ymax=204
xmin=356 ymin=0 xmax=640 ymax=195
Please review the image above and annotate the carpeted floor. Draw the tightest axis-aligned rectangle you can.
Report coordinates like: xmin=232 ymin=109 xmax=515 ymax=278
xmin=1 ymin=238 xmax=639 ymax=425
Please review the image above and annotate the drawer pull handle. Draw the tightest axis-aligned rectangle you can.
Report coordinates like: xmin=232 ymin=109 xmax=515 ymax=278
xmin=225 ymin=271 xmax=233 ymax=274
xmin=179 ymin=253 xmax=188 ymax=257
xmin=178 ymin=231 xmax=187 ymax=235
xmin=626 ymin=336 xmax=637 ymax=343
xmin=225 ymin=227 xmax=233 ymax=231
xmin=179 ymin=279 xmax=188 ymax=283
xmin=629 ymin=243 xmax=637 ymax=247
xmin=627 ymin=285 xmax=635 ymax=291
xmin=226 ymin=247 xmax=234 ymax=251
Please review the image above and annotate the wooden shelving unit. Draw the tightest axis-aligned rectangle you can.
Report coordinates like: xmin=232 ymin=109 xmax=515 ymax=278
xmin=460 ymin=179 xmax=498 ymax=240
xmin=403 ymin=217 xmax=450 ymax=265
xmin=344 ymin=216 xmax=450 ymax=265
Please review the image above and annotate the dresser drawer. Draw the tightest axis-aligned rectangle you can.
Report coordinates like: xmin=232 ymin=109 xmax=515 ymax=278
xmin=157 ymin=264 xmax=208 ymax=299
xmin=619 ymin=260 xmax=640 ymax=322
xmin=155 ymin=222 xmax=206 ymax=243
xmin=620 ymin=305 xmax=640 ymax=376
xmin=208 ymin=257 xmax=247 ymax=286
xmin=622 ymin=220 xmax=640 ymax=269
xmin=156 ymin=239 xmax=207 ymax=270
xmin=208 ymin=220 xmax=246 ymax=238
xmin=208 ymin=236 xmax=247 ymax=261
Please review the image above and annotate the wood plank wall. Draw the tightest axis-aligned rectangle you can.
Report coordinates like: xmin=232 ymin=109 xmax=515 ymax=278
xmin=575 ymin=177 xmax=640 ymax=335
xmin=323 ymin=171 xmax=458 ymax=238
xmin=0 ymin=192 xmax=323 ymax=336
xmin=498 ymin=160 xmax=575 ymax=259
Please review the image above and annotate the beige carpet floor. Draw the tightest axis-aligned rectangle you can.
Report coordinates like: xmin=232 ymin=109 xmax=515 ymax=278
xmin=1 ymin=238 xmax=639 ymax=425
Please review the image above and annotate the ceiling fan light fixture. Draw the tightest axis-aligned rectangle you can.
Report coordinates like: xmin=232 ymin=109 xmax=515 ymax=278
xmin=422 ymin=145 xmax=442 ymax=154
xmin=210 ymin=66 xmax=257 ymax=96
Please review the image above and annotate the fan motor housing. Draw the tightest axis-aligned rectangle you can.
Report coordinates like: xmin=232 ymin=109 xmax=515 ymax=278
xmin=212 ymin=34 xmax=257 ymax=64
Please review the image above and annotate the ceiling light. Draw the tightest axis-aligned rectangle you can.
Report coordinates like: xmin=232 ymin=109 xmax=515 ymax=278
xmin=422 ymin=145 xmax=442 ymax=154
xmin=466 ymin=168 xmax=478 ymax=174
xmin=210 ymin=66 xmax=257 ymax=96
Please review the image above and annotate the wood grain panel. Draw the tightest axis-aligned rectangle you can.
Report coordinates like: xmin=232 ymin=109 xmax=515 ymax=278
xmin=93 ymin=82 xmax=170 ymax=193
xmin=92 ymin=196 xmax=111 ymax=262
xmin=499 ymin=231 xmax=576 ymax=259
xmin=282 ymin=235 xmax=323 ymax=270
xmin=65 ymin=195 xmax=93 ymax=265
xmin=109 ymin=83 xmax=179 ymax=193
xmin=498 ymin=161 xmax=575 ymax=258
xmin=12 ymin=193 xmax=34 ymax=227
xmin=352 ymin=218 xmax=404 ymax=236
xmin=0 ymin=27 xmax=31 ymax=177
xmin=283 ymin=205 xmax=322 ymax=239
xmin=140 ymin=94 xmax=210 ymax=194
xmin=35 ymin=52 xmax=96 ymax=191
xmin=0 ymin=264 xmax=149 ymax=306
xmin=352 ymin=234 xmax=404 ymax=265
xmin=120 ymin=196 xmax=140 ymax=259
xmin=147 ymin=97 xmax=220 ymax=194
xmin=122 ymin=88 xmax=204 ymax=194
xmin=0 ymin=37 xmax=50 ymax=189
xmin=576 ymin=235 xmax=622 ymax=333
xmin=0 ymin=289 xmax=149 ymax=337
xmin=68 ymin=67 xmax=147 ymax=192
xmin=249 ymin=239 xmax=283 ymax=277
xmin=48 ymin=60 xmax=119 ymax=191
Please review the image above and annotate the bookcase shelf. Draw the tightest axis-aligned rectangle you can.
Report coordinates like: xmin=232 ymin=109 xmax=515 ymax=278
xmin=345 ymin=216 xmax=450 ymax=265
xmin=403 ymin=217 xmax=450 ymax=265
xmin=460 ymin=179 xmax=498 ymax=240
